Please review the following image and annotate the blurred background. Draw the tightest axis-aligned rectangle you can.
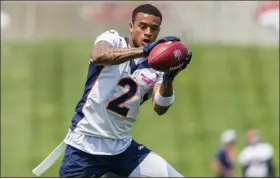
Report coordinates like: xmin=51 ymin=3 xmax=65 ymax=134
xmin=1 ymin=1 xmax=279 ymax=177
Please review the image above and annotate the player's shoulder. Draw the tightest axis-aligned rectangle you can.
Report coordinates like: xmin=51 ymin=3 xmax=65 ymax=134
xmin=94 ymin=29 xmax=124 ymax=47
xmin=215 ymin=148 xmax=226 ymax=158
xmin=260 ymin=142 xmax=273 ymax=149
xmin=99 ymin=30 xmax=120 ymax=37
xmin=258 ymin=142 xmax=274 ymax=155
xmin=238 ymin=142 xmax=274 ymax=162
xmin=217 ymin=147 xmax=225 ymax=153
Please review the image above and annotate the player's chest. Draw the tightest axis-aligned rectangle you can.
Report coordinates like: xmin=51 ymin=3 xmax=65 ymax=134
xmin=131 ymin=69 xmax=158 ymax=89
xmin=121 ymin=63 xmax=159 ymax=93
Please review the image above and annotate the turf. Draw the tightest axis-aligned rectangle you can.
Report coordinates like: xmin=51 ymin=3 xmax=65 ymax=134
xmin=1 ymin=39 xmax=279 ymax=177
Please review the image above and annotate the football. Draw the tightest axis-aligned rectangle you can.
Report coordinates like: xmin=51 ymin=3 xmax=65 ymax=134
xmin=148 ymin=41 xmax=188 ymax=72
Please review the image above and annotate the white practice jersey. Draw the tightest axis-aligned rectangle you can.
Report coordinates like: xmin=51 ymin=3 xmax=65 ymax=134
xmin=64 ymin=30 xmax=164 ymax=155
xmin=238 ymin=143 xmax=274 ymax=177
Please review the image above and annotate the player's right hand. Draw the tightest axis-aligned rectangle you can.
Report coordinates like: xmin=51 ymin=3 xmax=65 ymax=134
xmin=162 ymin=52 xmax=193 ymax=81
xmin=143 ymin=36 xmax=180 ymax=57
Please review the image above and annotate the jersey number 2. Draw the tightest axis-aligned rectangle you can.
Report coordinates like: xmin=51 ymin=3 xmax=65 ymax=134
xmin=106 ymin=78 xmax=138 ymax=118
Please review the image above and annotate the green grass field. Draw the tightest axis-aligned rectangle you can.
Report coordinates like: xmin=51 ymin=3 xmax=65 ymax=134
xmin=1 ymin=39 xmax=279 ymax=177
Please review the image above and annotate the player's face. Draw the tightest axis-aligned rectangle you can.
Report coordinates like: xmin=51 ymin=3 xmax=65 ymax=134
xmin=130 ymin=12 xmax=161 ymax=47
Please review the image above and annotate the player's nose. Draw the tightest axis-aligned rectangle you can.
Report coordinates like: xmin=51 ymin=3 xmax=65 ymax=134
xmin=144 ymin=27 xmax=152 ymax=37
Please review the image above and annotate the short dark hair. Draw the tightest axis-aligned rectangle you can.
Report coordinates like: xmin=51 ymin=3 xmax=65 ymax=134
xmin=132 ymin=4 xmax=162 ymax=23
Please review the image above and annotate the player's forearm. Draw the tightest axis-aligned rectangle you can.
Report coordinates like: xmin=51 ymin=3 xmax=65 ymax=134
xmin=153 ymin=80 xmax=174 ymax=115
xmin=92 ymin=47 xmax=144 ymax=65
xmin=159 ymin=80 xmax=174 ymax=97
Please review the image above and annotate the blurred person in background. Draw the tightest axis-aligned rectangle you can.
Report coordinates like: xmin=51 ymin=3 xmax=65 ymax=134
xmin=33 ymin=3 xmax=192 ymax=178
xmin=238 ymin=129 xmax=275 ymax=178
xmin=1 ymin=10 xmax=11 ymax=29
xmin=211 ymin=130 xmax=237 ymax=177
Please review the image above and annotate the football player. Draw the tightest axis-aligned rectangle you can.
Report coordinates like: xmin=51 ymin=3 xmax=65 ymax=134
xmin=33 ymin=3 xmax=193 ymax=177
xmin=238 ymin=129 xmax=275 ymax=177
xmin=211 ymin=130 xmax=237 ymax=177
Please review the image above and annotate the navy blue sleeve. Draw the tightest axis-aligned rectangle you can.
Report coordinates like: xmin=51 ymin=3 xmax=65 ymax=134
xmin=215 ymin=149 xmax=232 ymax=169
xmin=242 ymin=165 xmax=249 ymax=177
xmin=267 ymin=159 xmax=275 ymax=177
xmin=215 ymin=150 xmax=224 ymax=161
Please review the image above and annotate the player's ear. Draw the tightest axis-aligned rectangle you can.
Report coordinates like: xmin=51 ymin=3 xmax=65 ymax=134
xmin=129 ymin=22 xmax=133 ymax=33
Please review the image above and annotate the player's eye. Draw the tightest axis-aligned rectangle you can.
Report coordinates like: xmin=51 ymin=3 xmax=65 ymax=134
xmin=150 ymin=26 xmax=159 ymax=32
xmin=139 ymin=23 xmax=147 ymax=30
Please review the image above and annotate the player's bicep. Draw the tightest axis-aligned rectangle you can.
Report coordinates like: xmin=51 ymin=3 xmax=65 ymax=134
xmin=91 ymin=41 xmax=114 ymax=63
xmin=90 ymin=30 xmax=120 ymax=63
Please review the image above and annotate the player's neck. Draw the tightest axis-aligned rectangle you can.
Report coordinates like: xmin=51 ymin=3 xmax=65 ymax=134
xmin=127 ymin=37 xmax=135 ymax=48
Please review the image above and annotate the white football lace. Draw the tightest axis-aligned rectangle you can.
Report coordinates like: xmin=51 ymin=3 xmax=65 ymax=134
xmin=169 ymin=62 xmax=184 ymax=71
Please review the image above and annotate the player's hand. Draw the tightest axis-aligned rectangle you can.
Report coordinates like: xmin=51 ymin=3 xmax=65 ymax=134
xmin=143 ymin=36 xmax=180 ymax=57
xmin=163 ymin=52 xmax=193 ymax=82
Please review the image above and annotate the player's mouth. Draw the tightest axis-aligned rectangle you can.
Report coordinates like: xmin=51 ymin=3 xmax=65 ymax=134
xmin=142 ymin=39 xmax=150 ymax=45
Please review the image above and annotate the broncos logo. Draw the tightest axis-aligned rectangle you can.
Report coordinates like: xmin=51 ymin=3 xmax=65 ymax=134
xmin=173 ymin=49 xmax=182 ymax=61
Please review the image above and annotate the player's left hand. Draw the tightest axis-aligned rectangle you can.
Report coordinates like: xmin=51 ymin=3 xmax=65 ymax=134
xmin=143 ymin=36 xmax=180 ymax=57
xmin=163 ymin=52 xmax=193 ymax=82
